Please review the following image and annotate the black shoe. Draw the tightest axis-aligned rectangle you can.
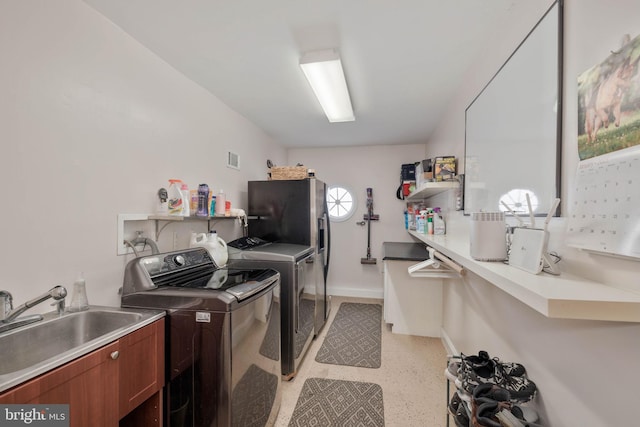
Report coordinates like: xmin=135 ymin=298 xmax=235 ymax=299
xmin=450 ymin=397 xmax=470 ymax=427
xmin=458 ymin=352 xmax=536 ymax=403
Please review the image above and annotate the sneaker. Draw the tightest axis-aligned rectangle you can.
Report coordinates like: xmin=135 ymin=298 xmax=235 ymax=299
xmin=471 ymin=383 xmax=539 ymax=426
xmin=472 ymin=382 xmax=511 ymax=403
xmin=459 ymin=358 xmax=537 ymax=403
xmin=459 ymin=351 xmax=527 ymax=378
xmin=471 ymin=383 xmax=511 ymax=427
xmin=450 ymin=394 xmax=471 ymax=427
xmin=445 ymin=361 xmax=460 ymax=383
xmin=449 ymin=392 xmax=462 ymax=414
xmin=471 ymin=399 xmax=510 ymax=427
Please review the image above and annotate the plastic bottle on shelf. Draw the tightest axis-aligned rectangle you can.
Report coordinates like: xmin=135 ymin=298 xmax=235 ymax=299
xmin=417 ymin=210 xmax=427 ymax=234
xmin=215 ymin=189 xmax=226 ymax=216
xmin=433 ymin=207 xmax=446 ymax=235
xmin=167 ymin=179 xmax=184 ymax=216
xmin=189 ymin=189 xmax=198 ymax=215
xmin=427 ymin=209 xmax=434 ymax=235
xmin=157 ymin=188 xmax=168 ymax=214
xmin=210 ymin=195 xmax=217 ymax=217
xmin=197 ymin=184 xmax=210 ymax=217
xmin=180 ymin=183 xmax=190 ymax=216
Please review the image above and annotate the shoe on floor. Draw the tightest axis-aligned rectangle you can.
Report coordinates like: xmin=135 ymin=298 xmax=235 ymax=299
xmin=458 ymin=352 xmax=536 ymax=403
xmin=460 ymin=351 xmax=527 ymax=379
xmin=471 ymin=383 xmax=539 ymax=426
xmin=450 ymin=395 xmax=471 ymax=427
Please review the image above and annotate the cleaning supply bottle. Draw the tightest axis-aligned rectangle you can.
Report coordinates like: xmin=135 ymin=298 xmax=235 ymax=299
xmin=206 ymin=230 xmax=228 ymax=267
xmin=167 ymin=179 xmax=184 ymax=216
xmin=427 ymin=209 xmax=434 ymax=235
xmin=181 ymin=183 xmax=190 ymax=216
xmin=417 ymin=210 xmax=427 ymax=234
xmin=190 ymin=231 xmax=228 ymax=267
xmin=215 ymin=189 xmax=226 ymax=216
xmin=190 ymin=189 xmax=198 ymax=214
xmin=197 ymin=184 xmax=210 ymax=217
xmin=210 ymin=195 xmax=217 ymax=217
xmin=68 ymin=272 xmax=89 ymax=312
xmin=434 ymin=207 xmax=446 ymax=235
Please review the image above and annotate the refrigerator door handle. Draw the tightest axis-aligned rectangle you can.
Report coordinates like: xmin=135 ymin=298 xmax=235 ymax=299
xmin=324 ymin=210 xmax=331 ymax=279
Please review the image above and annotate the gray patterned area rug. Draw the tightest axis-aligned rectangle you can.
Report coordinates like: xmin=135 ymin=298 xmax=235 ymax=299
xmin=288 ymin=378 xmax=384 ymax=427
xmin=315 ymin=303 xmax=381 ymax=368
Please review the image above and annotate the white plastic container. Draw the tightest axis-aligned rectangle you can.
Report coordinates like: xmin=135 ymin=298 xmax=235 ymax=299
xmin=215 ymin=189 xmax=226 ymax=216
xmin=180 ymin=183 xmax=190 ymax=216
xmin=167 ymin=179 xmax=184 ymax=216
xmin=190 ymin=231 xmax=228 ymax=267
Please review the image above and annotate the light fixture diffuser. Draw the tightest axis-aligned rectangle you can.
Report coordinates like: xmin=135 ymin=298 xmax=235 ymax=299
xmin=300 ymin=49 xmax=355 ymax=123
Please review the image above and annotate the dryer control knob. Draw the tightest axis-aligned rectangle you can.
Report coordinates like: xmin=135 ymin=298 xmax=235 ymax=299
xmin=174 ymin=255 xmax=186 ymax=267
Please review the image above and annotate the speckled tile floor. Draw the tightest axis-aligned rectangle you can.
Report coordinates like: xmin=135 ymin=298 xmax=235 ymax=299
xmin=274 ymin=296 xmax=448 ymax=427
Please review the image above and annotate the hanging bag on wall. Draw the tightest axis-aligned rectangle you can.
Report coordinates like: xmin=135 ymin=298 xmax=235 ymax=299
xmin=396 ymin=163 xmax=416 ymax=200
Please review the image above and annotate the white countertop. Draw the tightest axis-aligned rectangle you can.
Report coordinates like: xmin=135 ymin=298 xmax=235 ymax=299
xmin=408 ymin=228 xmax=640 ymax=323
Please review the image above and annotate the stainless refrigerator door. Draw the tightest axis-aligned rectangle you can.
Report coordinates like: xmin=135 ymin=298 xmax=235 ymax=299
xmin=247 ymin=178 xmax=330 ymax=333
xmin=248 ymin=180 xmax=312 ymax=245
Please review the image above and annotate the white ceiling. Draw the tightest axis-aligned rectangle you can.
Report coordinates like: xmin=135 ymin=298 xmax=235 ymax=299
xmin=84 ymin=0 xmax=521 ymax=148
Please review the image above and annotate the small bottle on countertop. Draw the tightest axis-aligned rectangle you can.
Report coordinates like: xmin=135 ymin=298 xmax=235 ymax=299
xmin=68 ymin=272 xmax=89 ymax=312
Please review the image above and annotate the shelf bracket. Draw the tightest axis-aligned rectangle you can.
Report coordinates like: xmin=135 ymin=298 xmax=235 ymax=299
xmin=407 ymin=246 xmax=465 ymax=278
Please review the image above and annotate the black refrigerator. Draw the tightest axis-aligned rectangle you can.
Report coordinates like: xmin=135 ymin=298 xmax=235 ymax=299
xmin=247 ymin=178 xmax=331 ymax=335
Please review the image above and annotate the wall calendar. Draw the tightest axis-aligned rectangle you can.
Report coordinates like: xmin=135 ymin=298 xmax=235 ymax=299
xmin=566 ymin=146 xmax=640 ymax=259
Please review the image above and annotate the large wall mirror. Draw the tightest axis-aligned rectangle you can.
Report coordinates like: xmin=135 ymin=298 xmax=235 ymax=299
xmin=464 ymin=0 xmax=563 ymax=216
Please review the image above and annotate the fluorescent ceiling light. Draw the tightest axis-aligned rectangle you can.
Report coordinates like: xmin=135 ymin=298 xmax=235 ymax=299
xmin=300 ymin=49 xmax=355 ymax=123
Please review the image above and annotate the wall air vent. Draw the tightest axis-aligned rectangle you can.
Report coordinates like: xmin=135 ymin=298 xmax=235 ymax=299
xmin=227 ymin=151 xmax=240 ymax=170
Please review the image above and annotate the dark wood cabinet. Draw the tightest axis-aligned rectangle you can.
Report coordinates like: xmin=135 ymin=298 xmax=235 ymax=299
xmin=0 ymin=318 xmax=165 ymax=427
xmin=119 ymin=318 xmax=165 ymax=425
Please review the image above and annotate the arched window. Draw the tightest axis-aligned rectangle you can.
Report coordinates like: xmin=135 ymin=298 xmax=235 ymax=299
xmin=327 ymin=185 xmax=356 ymax=222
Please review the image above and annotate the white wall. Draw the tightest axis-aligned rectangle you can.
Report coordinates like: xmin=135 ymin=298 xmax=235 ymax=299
xmin=429 ymin=1 xmax=640 ymax=425
xmin=288 ymin=144 xmax=425 ymax=298
xmin=0 ymin=0 xmax=286 ymax=309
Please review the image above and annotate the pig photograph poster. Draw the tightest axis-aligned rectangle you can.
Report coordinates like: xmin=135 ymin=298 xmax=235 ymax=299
xmin=577 ymin=33 xmax=640 ymax=160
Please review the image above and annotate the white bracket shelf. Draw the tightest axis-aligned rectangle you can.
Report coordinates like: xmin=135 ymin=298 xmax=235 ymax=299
xmin=406 ymin=181 xmax=458 ymax=200
xmin=409 ymin=230 xmax=640 ymax=323
xmin=117 ymin=213 xmax=246 ymax=256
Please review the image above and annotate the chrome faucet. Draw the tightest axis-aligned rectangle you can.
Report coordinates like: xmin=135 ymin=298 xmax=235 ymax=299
xmin=0 ymin=286 xmax=67 ymax=332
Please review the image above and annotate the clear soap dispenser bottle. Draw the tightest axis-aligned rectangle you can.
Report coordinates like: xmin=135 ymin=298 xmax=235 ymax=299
xmin=68 ymin=272 xmax=89 ymax=312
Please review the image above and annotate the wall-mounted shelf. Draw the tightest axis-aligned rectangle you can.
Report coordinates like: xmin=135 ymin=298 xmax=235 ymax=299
xmin=117 ymin=213 xmax=244 ymax=255
xmin=407 ymin=181 xmax=458 ymax=200
xmin=408 ymin=229 xmax=640 ymax=323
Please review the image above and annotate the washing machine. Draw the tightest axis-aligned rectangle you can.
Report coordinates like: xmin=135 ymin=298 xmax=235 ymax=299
xmin=227 ymin=237 xmax=316 ymax=380
xmin=121 ymin=247 xmax=281 ymax=427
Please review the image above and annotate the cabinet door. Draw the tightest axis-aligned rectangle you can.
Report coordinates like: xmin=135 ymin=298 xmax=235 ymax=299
xmin=0 ymin=341 xmax=120 ymax=427
xmin=119 ymin=318 xmax=165 ymax=418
